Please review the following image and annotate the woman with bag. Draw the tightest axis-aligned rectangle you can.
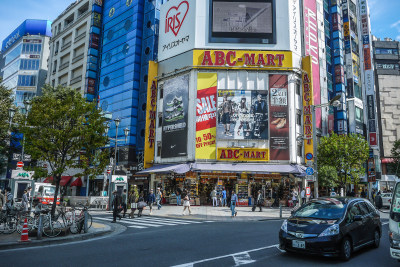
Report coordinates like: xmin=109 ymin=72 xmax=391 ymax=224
xmin=182 ymin=190 xmax=192 ymax=215
xmin=128 ymin=186 xmax=139 ymax=218
xmin=137 ymin=195 xmax=146 ymax=217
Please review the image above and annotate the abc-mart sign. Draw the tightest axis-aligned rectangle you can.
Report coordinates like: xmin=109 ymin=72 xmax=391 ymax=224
xmin=159 ymin=0 xmax=196 ymax=62
xmin=112 ymin=175 xmax=127 ymax=183
xmin=12 ymin=170 xmax=34 ymax=180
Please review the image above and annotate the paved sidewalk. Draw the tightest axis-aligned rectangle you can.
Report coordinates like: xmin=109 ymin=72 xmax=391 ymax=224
xmin=91 ymin=205 xmax=292 ymax=221
xmin=0 ymin=221 xmax=115 ymax=250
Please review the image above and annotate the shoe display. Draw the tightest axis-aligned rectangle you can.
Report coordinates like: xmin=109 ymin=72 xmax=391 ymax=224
xmin=276 ymin=118 xmax=287 ymax=129
xmin=271 ymin=118 xmax=281 ymax=125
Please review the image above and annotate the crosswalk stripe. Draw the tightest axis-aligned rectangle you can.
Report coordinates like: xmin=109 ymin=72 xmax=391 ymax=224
xmin=120 ymin=218 xmax=179 ymax=226
xmin=142 ymin=217 xmax=202 ymax=224
xmin=137 ymin=218 xmax=191 ymax=225
xmin=94 ymin=217 xmax=163 ymax=227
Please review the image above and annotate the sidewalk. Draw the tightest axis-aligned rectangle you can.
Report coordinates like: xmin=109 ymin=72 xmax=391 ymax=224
xmin=0 ymin=221 xmax=115 ymax=250
xmin=91 ymin=205 xmax=291 ymax=222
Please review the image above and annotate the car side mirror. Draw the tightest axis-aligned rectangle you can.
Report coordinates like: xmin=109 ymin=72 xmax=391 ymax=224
xmin=354 ymin=215 xmax=362 ymax=221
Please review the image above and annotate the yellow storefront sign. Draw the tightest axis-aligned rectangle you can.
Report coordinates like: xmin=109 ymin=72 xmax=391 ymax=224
xmin=302 ymin=56 xmax=314 ymax=157
xmin=144 ymin=61 xmax=158 ymax=169
xmin=217 ymin=148 xmax=269 ymax=162
xmin=193 ymin=50 xmax=293 ymax=70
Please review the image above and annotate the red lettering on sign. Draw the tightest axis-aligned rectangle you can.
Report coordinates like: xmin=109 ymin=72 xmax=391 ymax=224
xmin=226 ymin=51 xmax=236 ymax=66
xmin=244 ymin=54 xmax=255 ymax=65
xmin=267 ymin=54 xmax=275 ymax=66
xmin=305 ymin=125 xmax=312 ymax=135
xmin=303 ymin=74 xmax=311 ymax=83
xmin=214 ymin=51 xmax=225 ymax=66
xmin=276 ymin=54 xmax=284 ymax=66
xmin=257 ymin=54 xmax=266 ymax=65
xmin=165 ymin=1 xmax=189 ymax=36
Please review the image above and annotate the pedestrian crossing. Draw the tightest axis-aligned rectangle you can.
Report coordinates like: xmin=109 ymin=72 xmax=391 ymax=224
xmin=94 ymin=216 xmax=207 ymax=229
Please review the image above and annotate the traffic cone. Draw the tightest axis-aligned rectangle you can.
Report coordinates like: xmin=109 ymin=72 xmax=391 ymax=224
xmin=20 ymin=217 xmax=30 ymax=242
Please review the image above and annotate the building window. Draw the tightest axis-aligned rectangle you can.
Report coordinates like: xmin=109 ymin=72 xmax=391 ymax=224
xmin=297 ymin=144 xmax=303 ymax=157
xmin=144 ymin=75 xmax=148 ymax=83
xmin=142 ymin=103 xmax=146 ymax=111
xmin=145 ymin=47 xmax=150 ymax=55
xmin=296 ymin=110 xmax=302 ymax=126
xmin=18 ymin=75 xmax=36 ymax=87
xmin=124 ymin=19 xmax=132 ymax=30
xmin=105 ymin=53 xmax=112 ymax=64
xmin=147 ymin=21 xmax=151 ymax=28
xmin=20 ymin=59 xmax=40 ymax=70
xmin=122 ymin=44 xmax=130 ymax=55
xmin=107 ymin=29 xmax=114 ymax=40
xmin=109 ymin=7 xmax=115 ymax=17
xmin=126 ymin=0 xmax=132 ymax=6
xmin=157 ymin=142 xmax=161 ymax=157
xmin=375 ymin=48 xmax=399 ymax=55
xmin=355 ymin=107 xmax=363 ymax=122
xmin=158 ymin=112 xmax=162 ymax=127
xmin=103 ymin=76 xmax=110 ymax=87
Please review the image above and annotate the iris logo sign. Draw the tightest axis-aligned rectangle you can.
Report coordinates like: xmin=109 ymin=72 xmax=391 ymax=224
xmin=5 ymin=31 xmax=21 ymax=50
xmin=165 ymin=1 xmax=189 ymax=36
xmin=112 ymin=175 xmax=127 ymax=183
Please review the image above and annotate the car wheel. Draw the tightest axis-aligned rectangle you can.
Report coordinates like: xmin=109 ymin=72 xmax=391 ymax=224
xmin=373 ymin=229 xmax=380 ymax=248
xmin=340 ymin=237 xmax=352 ymax=261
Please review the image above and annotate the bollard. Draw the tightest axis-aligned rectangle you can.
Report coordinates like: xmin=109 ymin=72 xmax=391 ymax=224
xmin=279 ymin=205 xmax=282 ymax=219
xmin=84 ymin=210 xmax=88 ymax=233
xmin=37 ymin=214 xmax=43 ymax=240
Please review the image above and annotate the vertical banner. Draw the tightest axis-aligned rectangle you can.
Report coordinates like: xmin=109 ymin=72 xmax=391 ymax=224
xmin=144 ymin=61 xmax=158 ymax=169
xmin=161 ymin=74 xmax=189 ymax=158
xmin=302 ymin=56 xmax=314 ymax=157
xmin=196 ymin=73 xmax=217 ymax=160
xmin=303 ymin=0 xmax=321 ymax=128
xmin=269 ymin=74 xmax=289 ymax=161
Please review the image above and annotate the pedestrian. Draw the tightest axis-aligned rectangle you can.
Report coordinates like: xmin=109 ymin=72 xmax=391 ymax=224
xmin=137 ymin=195 xmax=146 ymax=217
xmin=122 ymin=189 xmax=128 ymax=218
xmin=156 ymin=188 xmax=162 ymax=210
xmin=221 ymin=188 xmax=227 ymax=207
xmin=176 ymin=187 xmax=182 ymax=206
xmin=211 ymin=188 xmax=218 ymax=207
xmin=21 ymin=189 xmax=29 ymax=214
xmin=272 ymin=190 xmax=278 ymax=207
xmin=111 ymin=190 xmax=122 ymax=223
xmin=0 ymin=190 xmax=4 ymax=209
xmin=128 ymin=186 xmax=139 ymax=218
xmin=148 ymin=189 xmax=155 ymax=215
xmin=301 ymin=188 xmax=306 ymax=205
xmin=4 ymin=187 xmax=13 ymax=213
xmin=230 ymin=190 xmax=238 ymax=217
xmin=375 ymin=191 xmax=383 ymax=210
xmin=257 ymin=190 xmax=263 ymax=212
xmin=26 ymin=186 xmax=32 ymax=210
xmin=330 ymin=189 xmax=337 ymax=197
xmin=292 ymin=189 xmax=298 ymax=207
xmin=182 ymin=190 xmax=192 ymax=215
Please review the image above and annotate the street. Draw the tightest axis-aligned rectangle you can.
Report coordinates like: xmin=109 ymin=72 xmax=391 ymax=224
xmin=0 ymin=215 xmax=396 ymax=267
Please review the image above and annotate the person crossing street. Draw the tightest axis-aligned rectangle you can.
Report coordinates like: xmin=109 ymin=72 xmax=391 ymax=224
xmin=148 ymin=189 xmax=156 ymax=215
xmin=111 ymin=190 xmax=122 ymax=223
xmin=156 ymin=188 xmax=162 ymax=210
xmin=230 ymin=190 xmax=238 ymax=218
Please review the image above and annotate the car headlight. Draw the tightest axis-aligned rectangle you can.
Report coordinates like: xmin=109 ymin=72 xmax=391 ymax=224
xmin=319 ymin=224 xmax=340 ymax=237
xmin=281 ymin=220 xmax=288 ymax=233
xmin=390 ymin=231 xmax=400 ymax=249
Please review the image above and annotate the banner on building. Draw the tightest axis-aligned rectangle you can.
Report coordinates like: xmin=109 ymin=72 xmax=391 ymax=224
xmin=144 ymin=61 xmax=158 ymax=169
xmin=196 ymin=73 xmax=217 ymax=160
xmin=217 ymin=90 xmax=269 ymax=140
xmin=217 ymin=148 xmax=269 ymax=162
xmin=269 ymin=74 xmax=289 ymax=161
xmin=302 ymin=56 xmax=314 ymax=157
xmin=161 ymin=74 xmax=189 ymax=158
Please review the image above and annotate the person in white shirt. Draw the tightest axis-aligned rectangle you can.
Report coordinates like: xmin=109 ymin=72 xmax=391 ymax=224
xmin=301 ymin=188 xmax=306 ymax=205
xmin=211 ymin=189 xmax=218 ymax=207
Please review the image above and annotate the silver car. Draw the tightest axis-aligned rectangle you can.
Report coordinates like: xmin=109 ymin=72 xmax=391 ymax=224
xmin=381 ymin=193 xmax=393 ymax=208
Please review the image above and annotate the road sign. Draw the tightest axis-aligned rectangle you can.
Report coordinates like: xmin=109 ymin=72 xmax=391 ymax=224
xmin=107 ymin=169 xmax=111 ymax=174
xmin=23 ymin=154 xmax=31 ymax=162
xmin=305 ymin=167 xmax=314 ymax=175
xmin=17 ymin=161 xmax=24 ymax=168
xmin=306 ymin=187 xmax=311 ymax=196
xmin=306 ymin=160 xmax=313 ymax=166
xmin=42 ymin=163 xmax=48 ymax=170
xmin=12 ymin=153 xmax=21 ymax=161
xmin=306 ymin=153 xmax=313 ymax=160
xmin=306 ymin=175 xmax=315 ymax=182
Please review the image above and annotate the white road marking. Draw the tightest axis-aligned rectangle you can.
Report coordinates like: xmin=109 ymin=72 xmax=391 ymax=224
xmin=94 ymin=217 xmax=164 ymax=227
xmin=144 ymin=217 xmax=203 ymax=224
xmin=137 ymin=218 xmax=188 ymax=225
xmin=171 ymin=244 xmax=280 ymax=267
xmin=232 ymin=252 xmax=256 ymax=266
xmin=382 ymin=222 xmax=389 ymax=226
xmin=204 ymin=221 xmax=215 ymax=223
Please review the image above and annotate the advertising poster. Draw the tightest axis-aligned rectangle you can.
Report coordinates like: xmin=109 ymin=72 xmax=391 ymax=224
xmin=302 ymin=56 xmax=314 ymax=156
xmin=161 ymin=74 xmax=189 ymax=158
xmin=217 ymin=90 xmax=269 ymax=140
xmin=196 ymin=73 xmax=217 ymax=160
xmin=269 ymin=74 xmax=289 ymax=161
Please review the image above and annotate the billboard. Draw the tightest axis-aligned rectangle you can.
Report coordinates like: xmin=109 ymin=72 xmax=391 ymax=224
xmin=217 ymin=90 xmax=269 ymax=140
xmin=161 ymin=74 xmax=189 ymax=158
xmin=196 ymin=73 xmax=217 ymax=160
xmin=210 ymin=0 xmax=276 ymax=44
xmin=269 ymin=74 xmax=289 ymax=161
xmin=302 ymin=56 xmax=314 ymax=157
xmin=303 ymin=0 xmax=321 ymax=128
xmin=217 ymin=148 xmax=269 ymax=161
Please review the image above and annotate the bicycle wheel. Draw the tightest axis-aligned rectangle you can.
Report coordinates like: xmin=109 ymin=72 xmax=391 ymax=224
xmin=16 ymin=217 xmax=33 ymax=234
xmin=43 ymin=220 xmax=62 ymax=237
xmin=0 ymin=216 xmax=17 ymax=234
xmin=87 ymin=213 xmax=93 ymax=229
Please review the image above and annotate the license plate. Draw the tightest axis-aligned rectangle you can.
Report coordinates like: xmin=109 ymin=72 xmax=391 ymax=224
xmin=292 ymin=240 xmax=306 ymax=249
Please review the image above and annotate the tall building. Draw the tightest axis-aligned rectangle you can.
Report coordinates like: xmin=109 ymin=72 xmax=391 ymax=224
xmin=47 ymin=0 xmax=102 ymax=102
xmin=1 ymin=19 xmax=52 ymax=108
xmin=373 ymin=37 xmax=400 ymax=186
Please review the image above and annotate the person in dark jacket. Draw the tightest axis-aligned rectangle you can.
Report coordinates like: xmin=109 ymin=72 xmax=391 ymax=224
xmin=375 ymin=191 xmax=383 ymax=210
xmin=148 ymin=189 xmax=156 ymax=215
xmin=112 ymin=190 xmax=122 ymax=223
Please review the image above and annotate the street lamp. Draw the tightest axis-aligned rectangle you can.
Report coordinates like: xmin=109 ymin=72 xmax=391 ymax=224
xmin=8 ymin=107 xmax=16 ymax=129
xmin=20 ymin=100 xmax=32 ymax=161
xmin=312 ymin=95 xmax=341 ymax=198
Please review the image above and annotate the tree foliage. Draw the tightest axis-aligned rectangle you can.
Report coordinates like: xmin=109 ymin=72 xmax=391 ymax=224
xmin=23 ymin=85 xmax=109 ymax=215
xmin=317 ymin=133 xmax=369 ymax=189
xmin=389 ymin=139 xmax=400 ymax=177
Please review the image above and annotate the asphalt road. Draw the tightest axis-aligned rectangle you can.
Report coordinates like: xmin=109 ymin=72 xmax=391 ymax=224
xmin=0 ymin=215 xmax=396 ymax=267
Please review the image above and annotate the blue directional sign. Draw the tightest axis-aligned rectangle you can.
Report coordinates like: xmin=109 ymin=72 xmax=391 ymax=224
xmin=306 ymin=167 xmax=314 ymax=175
xmin=306 ymin=153 xmax=313 ymax=160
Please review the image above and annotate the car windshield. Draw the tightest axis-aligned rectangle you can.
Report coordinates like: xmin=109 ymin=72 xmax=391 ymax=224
xmin=43 ymin=187 xmax=55 ymax=196
xmin=381 ymin=193 xmax=392 ymax=198
xmin=293 ymin=199 xmax=346 ymax=220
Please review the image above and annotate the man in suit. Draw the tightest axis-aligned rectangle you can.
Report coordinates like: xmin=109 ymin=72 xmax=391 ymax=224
xmin=251 ymin=94 xmax=268 ymax=138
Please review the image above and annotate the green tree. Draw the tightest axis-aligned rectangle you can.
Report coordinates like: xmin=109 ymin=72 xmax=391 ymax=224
xmin=318 ymin=165 xmax=338 ymax=193
xmin=23 ymin=85 xmax=109 ymax=216
xmin=317 ymin=133 xmax=369 ymax=191
xmin=389 ymin=139 xmax=400 ymax=177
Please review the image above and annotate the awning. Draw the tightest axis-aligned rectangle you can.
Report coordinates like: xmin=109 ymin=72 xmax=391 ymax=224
xmin=381 ymin=158 xmax=396 ymax=164
xmin=137 ymin=164 xmax=191 ymax=174
xmin=70 ymin=177 xmax=83 ymax=187
xmin=192 ymin=163 xmax=305 ymax=175
xmin=43 ymin=176 xmax=72 ymax=186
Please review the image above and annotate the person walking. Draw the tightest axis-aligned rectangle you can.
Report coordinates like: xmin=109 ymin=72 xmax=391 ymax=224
xmin=272 ymin=189 xmax=278 ymax=207
xmin=148 ymin=189 xmax=156 ymax=215
xmin=122 ymin=189 xmax=128 ymax=218
xmin=176 ymin=187 xmax=182 ymax=206
xmin=21 ymin=189 xmax=29 ymax=214
xmin=301 ymin=188 xmax=306 ymax=205
xmin=292 ymin=189 xmax=298 ymax=207
xmin=257 ymin=190 xmax=263 ymax=212
xmin=4 ymin=187 xmax=13 ymax=214
xmin=26 ymin=186 xmax=32 ymax=210
xmin=221 ymin=188 xmax=227 ymax=207
xmin=182 ymin=190 xmax=192 ymax=215
xmin=230 ymin=190 xmax=238 ymax=217
xmin=128 ymin=186 xmax=139 ymax=218
xmin=137 ymin=195 xmax=146 ymax=217
xmin=111 ymin=190 xmax=122 ymax=223
xmin=0 ymin=190 xmax=5 ymax=209
xmin=156 ymin=188 xmax=162 ymax=210
xmin=211 ymin=188 xmax=218 ymax=207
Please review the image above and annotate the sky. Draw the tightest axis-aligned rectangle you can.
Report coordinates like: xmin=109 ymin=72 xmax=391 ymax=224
xmin=0 ymin=0 xmax=400 ymax=49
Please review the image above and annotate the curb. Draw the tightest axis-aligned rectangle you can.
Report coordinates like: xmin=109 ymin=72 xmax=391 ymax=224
xmin=0 ymin=222 xmax=116 ymax=250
